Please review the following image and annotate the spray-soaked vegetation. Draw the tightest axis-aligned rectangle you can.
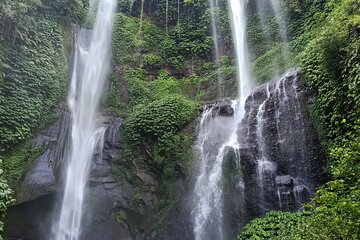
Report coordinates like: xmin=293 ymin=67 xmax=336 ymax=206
xmin=0 ymin=0 xmax=359 ymax=239
xmin=239 ymin=1 xmax=360 ymax=239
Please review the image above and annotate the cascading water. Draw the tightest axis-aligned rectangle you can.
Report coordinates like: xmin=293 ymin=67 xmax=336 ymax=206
xmin=192 ymin=1 xmax=254 ymax=239
xmin=208 ymin=0 xmax=224 ymax=98
xmin=229 ymin=0 xmax=254 ymax=105
xmin=52 ymin=0 xmax=116 ymax=239
xmin=256 ymin=83 xmax=276 ymax=194
xmin=193 ymin=101 xmax=240 ymax=240
xmin=255 ymin=0 xmax=290 ymax=68
xmin=243 ymin=70 xmax=314 ymax=214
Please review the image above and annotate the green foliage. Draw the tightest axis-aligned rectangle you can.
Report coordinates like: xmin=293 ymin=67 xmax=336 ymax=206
xmin=253 ymin=43 xmax=296 ymax=84
xmin=124 ymin=68 xmax=150 ymax=107
xmin=143 ymin=54 xmax=164 ymax=70
xmin=330 ymin=124 xmax=360 ymax=182
xmin=104 ymin=76 xmax=129 ymax=117
xmin=306 ymin=125 xmax=360 ymax=239
xmin=114 ymin=209 xmax=127 ymax=224
xmin=112 ymin=14 xmax=139 ymax=65
xmin=151 ymin=71 xmax=180 ymax=99
xmin=0 ymin=0 xmax=73 ymax=150
xmin=299 ymin=0 xmax=360 ymax=142
xmin=237 ymin=211 xmax=312 ymax=240
xmin=0 ymin=157 xmax=15 ymax=239
xmin=308 ymin=180 xmax=360 ymax=239
xmin=125 ymin=95 xmax=197 ymax=149
xmin=2 ymin=141 xmax=44 ymax=187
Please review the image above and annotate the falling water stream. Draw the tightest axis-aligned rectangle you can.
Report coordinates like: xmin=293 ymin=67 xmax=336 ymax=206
xmin=255 ymin=0 xmax=290 ymax=72
xmin=193 ymin=1 xmax=254 ymax=239
xmin=52 ymin=0 xmax=116 ymax=239
xmin=208 ymin=0 xmax=223 ymax=98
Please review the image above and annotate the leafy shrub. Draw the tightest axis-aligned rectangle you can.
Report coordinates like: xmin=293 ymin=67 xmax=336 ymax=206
xmin=143 ymin=54 xmax=164 ymax=70
xmin=125 ymin=95 xmax=197 ymax=150
xmin=0 ymin=19 xmax=67 ymax=150
xmin=150 ymin=71 xmax=180 ymax=99
xmin=237 ymin=211 xmax=312 ymax=240
xmin=104 ymin=76 xmax=129 ymax=117
xmin=112 ymin=14 xmax=139 ymax=65
xmin=299 ymin=0 xmax=360 ymax=142
xmin=308 ymin=179 xmax=360 ymax=239
xmin=0 ymin=157 xmax=15 ymax=239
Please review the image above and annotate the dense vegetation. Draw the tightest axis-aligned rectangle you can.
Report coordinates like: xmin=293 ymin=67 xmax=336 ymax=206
xmin=238 ymin=0 xmax=360 ymax=239
xmin=0 ymin=0 xmax=86 ymax=235
xmin=0 ymin=0 xmax=358 ymax=239
xmin=108 ymin=0 xmax=233 ymax=233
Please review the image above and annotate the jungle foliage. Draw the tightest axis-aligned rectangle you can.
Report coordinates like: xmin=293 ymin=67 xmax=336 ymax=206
xmin=0 ymin=0 xmax=359 ymax=239
xmin=238 ymin=0 xmax=360 ymax=239
xmin=0 ymin=0 xmax=87 ymax=150
xmin=109 ymin=0 xmax=223 ymax=231
xmin=0 ymin=1 xmax=85 ymax=236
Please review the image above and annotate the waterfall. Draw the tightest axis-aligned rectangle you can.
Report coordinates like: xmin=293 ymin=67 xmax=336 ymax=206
xmin=229 ymin=0 xmax=254 ymax=106
xmin=247 ymin=70 xmax=314 ymax=213
xmin=255 ymin=0 xmax=291 ymax=75
xmin=269 ymin=0 xmax=290 ymax=58
xmin=52 ymin=0 xmax=116 ymax=239
xmin=192 ymin=102 xmax=240 ymax=240
xmin=208 ymin=0 xmax=223 ymax=98
xmin=256 ymin=83 xmax=276 ymax=194
xmin=192 ymin=1 xmax=254 ymax=239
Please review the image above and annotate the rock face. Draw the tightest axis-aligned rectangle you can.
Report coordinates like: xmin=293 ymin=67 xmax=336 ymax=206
xmin=5 ymin=70 xmax=325 ymax=240
xmin=226 ymin=69 xmax=326 ymax=229
xmin=4 ymin=112 xmax=133 ymax=240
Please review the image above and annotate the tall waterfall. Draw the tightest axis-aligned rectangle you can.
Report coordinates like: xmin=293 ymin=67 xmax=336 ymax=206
xmin=52 ymin=0 xmax=116 ymax=239
xmin=208 ymin=0 xmax=223 ymax=98
xmin=229 ymin=0 xmax=254 ymax=106
xmin=192 ymin=1 xmax=253 ymax=239
xmin=193 ymin=101 xmax=240 ymax=240
xmin=255 ymin=0 xmax=290 ymax=74
xmin=240 ymin=70 xmax=315 ymax=215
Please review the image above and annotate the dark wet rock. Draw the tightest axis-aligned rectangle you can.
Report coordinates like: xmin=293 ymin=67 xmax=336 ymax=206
xmin=224 ymin=69 xmax=326 ymax=234
xmin=214 ymin=101 xmax=235 ymax=117
xmin=19 ymin=149 xmax=56 ymax=203
xmin=19 ymin=104 xmax=70 ymax=203
xmin=4 ymin=194 xmax=55 ymax=240
xmin=5 ymin=117 xmax=132 ymax=240
xmin=202 ymin=99 xmax=235 ymax=117
xmin=276 ymin=175 xmax=294 ymax=187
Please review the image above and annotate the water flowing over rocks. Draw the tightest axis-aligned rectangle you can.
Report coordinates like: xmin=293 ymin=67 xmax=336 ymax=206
xmin=5 ymin=70 xmax=326 ymax=240
xmin=5 ymin=116 xmax=133 ymax=240
xmin=231 ymin=69 xmax=326 ymax=226
xmin=191 ymin=69 xmax=326 ymax=240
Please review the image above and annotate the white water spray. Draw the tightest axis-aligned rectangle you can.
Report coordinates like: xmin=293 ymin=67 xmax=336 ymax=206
xmin=193 ymin=1 xmax=254 ymax=239
xmin=208 ymin=0 xmax=224 ymax=98
xmin=230 ymin=0 xmax=254 ymax=106
xmin=255 ymin=0 xmax=291 ymax=73
xmin=52 ymin=0 xmax=116 ymax=239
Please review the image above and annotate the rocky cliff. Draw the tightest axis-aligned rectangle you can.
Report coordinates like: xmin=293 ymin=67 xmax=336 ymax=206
xmin=5 ymin=70 xmax=325 ymax=240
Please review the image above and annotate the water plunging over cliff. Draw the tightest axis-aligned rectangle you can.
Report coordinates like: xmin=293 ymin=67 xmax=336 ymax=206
xmin=238 ymin=69 xmax=320 ymax=218
xmin=255 ymin=0 xmax=290 ymax=75
xmin=192 ymin=1 xmax=253 ymax=239
xmin=52 ymin=0 xmax=116 ymax=239
xmin=193 ymin=101 xmax=240 ymax=240
xmin=208 ymin=0 xmax=224 ymax=98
